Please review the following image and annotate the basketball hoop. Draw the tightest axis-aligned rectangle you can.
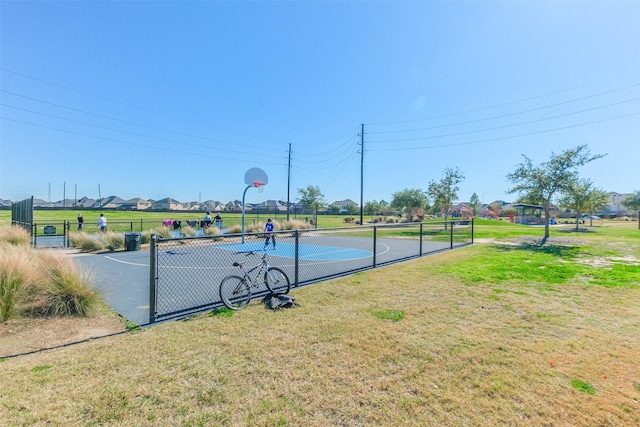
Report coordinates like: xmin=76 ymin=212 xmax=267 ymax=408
xmin=242 ymin=168 xmax=269 ymax=244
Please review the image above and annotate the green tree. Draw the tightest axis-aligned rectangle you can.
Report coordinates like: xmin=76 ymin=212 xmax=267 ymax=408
xmin=507 ymin=145 xmax=605 ymax=240
xmin=297 ymin=185 xmax=326 ymax=216
xmin=327 ymin=205 xmax=340 ymax=215
xmin=345 ymin=203 xmax=359 ymax=216
xmin=364 ymin=200 xmax=381 ymax=216
xmin=427 ymin=167 xmax=465 ymax=226
xmin=621 ymin=190 xmax=640 ymax=229
xmin=469 ymin=193 xmax=480 ymax=216
xmin=558 ymin=178 xmax=608 ymax=230
xmin=390 ymin=188 xmax=428 ymax=222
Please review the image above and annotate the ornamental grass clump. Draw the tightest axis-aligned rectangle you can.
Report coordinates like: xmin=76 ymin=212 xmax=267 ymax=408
xmin=225 ymin=224 xmax=242 ymax=234
xmin=31 ymin=251 xmax=102 ymax=317
xmin=99 ymin=232 xmax=124 ymax=251
xmin=69 ymin=232 xmax=103 ymax=252
xmin=0 ymin=244 xmax=38 ymax=321
xmin=0 ymin=225 xmax=32 ymax=247
xmin=279 ymin=219 xmax=312 ymax=230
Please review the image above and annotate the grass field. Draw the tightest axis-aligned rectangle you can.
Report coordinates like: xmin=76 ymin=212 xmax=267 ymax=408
xmin=0 ymin=209 xmax=365 ymax=231
xmin=0 ymin=219 xmax=638 ymax=425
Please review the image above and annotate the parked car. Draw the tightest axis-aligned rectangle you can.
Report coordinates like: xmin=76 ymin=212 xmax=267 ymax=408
xmin=582 ymin=215 xmax=601 ymax=220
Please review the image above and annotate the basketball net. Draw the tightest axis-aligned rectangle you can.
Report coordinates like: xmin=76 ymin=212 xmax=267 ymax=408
xmin=254 ymin=182 xmax=265 ymax=193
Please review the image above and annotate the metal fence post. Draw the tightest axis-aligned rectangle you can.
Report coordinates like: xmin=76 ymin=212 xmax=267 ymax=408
xmin=450 ymin=220 xmax=454 ymax=249
xmin=373 ymin=225 xmax=377 ymax=268
xmin=294 ymin=230 xmax=299 ymax=286
xmin=419 ymin=222 xmax=423 ymax=256
xmin=471 ymin=218 xmax=475 ymax=244
xmin=149 ymin=234 xmax=157 ymax=324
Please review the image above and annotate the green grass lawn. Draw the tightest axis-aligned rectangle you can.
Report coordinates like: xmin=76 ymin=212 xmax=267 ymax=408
xmin=0 ymin=219 xmax=638 ymax=425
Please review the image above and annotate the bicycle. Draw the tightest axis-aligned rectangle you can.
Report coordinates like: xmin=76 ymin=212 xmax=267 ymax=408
xmin=219 ymin=250 xmax=291 ymax=310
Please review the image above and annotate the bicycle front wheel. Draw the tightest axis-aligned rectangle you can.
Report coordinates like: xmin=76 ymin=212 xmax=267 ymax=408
xmin=264 ymin=267 xmax=290 ymax=294
xmin=220 ymin=275 xmax=251 ymax=310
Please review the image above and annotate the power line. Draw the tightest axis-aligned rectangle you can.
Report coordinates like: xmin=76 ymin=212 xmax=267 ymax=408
xmin=1 ymin=103 xmax=285 ymax=159
xmin=366 ymin=97 xmax=640 ymax=144
xmin=366 ymin=111 xmax=640 ymax=152
xmin=366 ymin=82 xmax=640 ymax=135
xmin=0 ymin=116 xmax=288 ymax=166
xmin=1 ymin=67 xmax=290 ymax=145
xmin=0 ymin=90 xmax=287 ymax=153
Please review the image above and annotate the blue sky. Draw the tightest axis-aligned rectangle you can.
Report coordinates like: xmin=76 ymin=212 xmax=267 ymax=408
xmin=1 ymin=1 xmax=639 ymax=207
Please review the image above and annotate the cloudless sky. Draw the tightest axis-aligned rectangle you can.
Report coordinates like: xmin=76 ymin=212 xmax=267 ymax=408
xmin=1 ymin=1 xmax=639 ymax=207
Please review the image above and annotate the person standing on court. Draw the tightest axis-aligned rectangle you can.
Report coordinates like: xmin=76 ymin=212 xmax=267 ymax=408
xmin=264 ymin=218 xmax=276 ymax=249
xmin=98 ymin=213 xmax=107 ymax=233
xmin=77 ymin=213 xmax=84 ymax=231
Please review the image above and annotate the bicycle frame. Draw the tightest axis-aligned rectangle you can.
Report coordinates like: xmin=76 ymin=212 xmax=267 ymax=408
xmin=233 ymin=252 xmax=269 ymax=287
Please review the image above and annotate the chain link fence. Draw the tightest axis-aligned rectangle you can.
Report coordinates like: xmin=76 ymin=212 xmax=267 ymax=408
xmin=150 ymin=219 xmax=473 ymax=322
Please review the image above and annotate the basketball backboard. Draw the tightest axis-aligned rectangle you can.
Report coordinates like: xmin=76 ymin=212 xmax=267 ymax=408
xmin=244 ymin=167 xmax=268 ymax=188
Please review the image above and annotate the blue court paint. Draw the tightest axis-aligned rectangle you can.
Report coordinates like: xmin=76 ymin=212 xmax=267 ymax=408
xmin=220 ymin=242 xmax=372 ymax=261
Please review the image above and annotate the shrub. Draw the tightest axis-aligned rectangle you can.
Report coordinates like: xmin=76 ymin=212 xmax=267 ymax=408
xmin=0 ymin=225 xmax=32 ymax=247
xmin=140 ymin=231 xmax=152 ymax=244
xmin=0 ymin=244 xmax=38 ymax=321
xmin=246 ymin=222 xmax=264 ymax=233
xmin=69 ymin=232 xmax=103 ymax=252
xmin=100 ymin=232 xmax=124 ymax=251
xmin=30 ymin=251 xmax=102 ymax=317
xmin=154 ymin=227 xmax=173 ymax=238
xmin=225 ymin=224 xmax=242 ymax=234
xmin=204 ymin=226 xmax=221 ymax=236
xmin=279 ymin=219 xmax=312 ymax=230
xmin=182 ymin=226 xmax=197 ymax=237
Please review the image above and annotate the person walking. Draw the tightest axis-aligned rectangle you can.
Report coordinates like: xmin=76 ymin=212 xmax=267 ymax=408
xmin=264 ymin=218 xmax=276 ymax=249
xmin=77 ymin=213 xmax=84 ymax=231
xmin=214 ymin=212 xmax=222 ymax=229
xmin=98 ymin=213 xmax=107 ymax=233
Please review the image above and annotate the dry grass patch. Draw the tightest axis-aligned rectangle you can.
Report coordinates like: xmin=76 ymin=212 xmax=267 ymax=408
xmin=1 ymin=246 xmax=639 ymax=425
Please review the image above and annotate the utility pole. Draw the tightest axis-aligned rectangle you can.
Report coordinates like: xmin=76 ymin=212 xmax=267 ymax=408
xmin=359 ymin=123 xmax=364 ymax=226
xmin=287 ymin=143 xmax=292 ymax=221
xmin=63 ymin=182 xmax=66 ymax=209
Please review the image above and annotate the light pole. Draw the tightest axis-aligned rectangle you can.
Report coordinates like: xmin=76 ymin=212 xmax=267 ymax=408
xmin=482 ymin=192 xmax=489 ymax=205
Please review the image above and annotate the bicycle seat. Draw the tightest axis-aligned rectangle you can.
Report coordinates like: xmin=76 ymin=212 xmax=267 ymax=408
xmin=233 ymin=261 xmax=243 ymax=267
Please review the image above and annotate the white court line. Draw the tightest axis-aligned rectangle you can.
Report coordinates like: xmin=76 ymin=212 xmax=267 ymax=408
xmin=104 ymin=255 xmax=148 ymax=267
xmin=104 ymin=243 xmax=391 ymax=270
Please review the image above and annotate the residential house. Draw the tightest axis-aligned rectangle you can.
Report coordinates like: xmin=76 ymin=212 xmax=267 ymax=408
xmin=152 ymin=197 xmax=184 ymax=211
xmin=330 ymin=199 xmax=358 ymax=213
xmin=121 ymin=198 xmax=152 ymax=210
xmin=98 ymin=196 xmax=127 ymax=209
xmin=601 ymin=192 xmax=632 ymax=216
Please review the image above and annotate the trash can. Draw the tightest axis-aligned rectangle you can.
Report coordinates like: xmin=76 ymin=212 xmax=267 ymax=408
xmin=124 ymin=232 xmax=142 ymax=251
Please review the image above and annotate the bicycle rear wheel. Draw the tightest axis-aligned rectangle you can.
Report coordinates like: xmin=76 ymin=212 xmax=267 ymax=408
xmin=264 ymin=267 xmax=290 ymax=294
xmin=220 ymin=275 xmax=251 ymax=310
